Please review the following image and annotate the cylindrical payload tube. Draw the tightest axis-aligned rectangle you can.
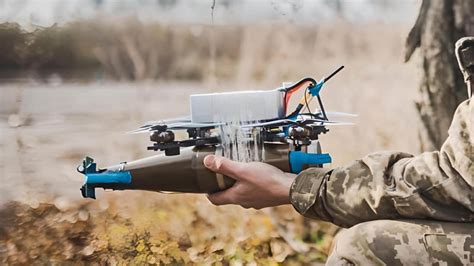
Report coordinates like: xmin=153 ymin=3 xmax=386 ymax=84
xmin=79 ymin=143 xmax=291 ymax=199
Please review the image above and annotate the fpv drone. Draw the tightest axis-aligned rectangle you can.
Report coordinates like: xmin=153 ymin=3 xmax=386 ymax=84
xmin=78 ymin=66 xmax=353 ymax=199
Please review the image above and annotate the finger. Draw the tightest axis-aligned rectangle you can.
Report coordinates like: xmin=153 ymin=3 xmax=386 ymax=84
xmin=207 ymin=186 xmax=238 ymax=205
xmin=203 ymin=155 xmax=246 ymax=180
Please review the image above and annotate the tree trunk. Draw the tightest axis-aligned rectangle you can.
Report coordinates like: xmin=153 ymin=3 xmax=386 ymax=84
xmin=405 ymin=0 xmax=474 ymax=151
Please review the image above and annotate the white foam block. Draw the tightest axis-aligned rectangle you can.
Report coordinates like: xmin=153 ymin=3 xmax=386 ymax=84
xmin=190 ymin=89 xmax=285 ymax=122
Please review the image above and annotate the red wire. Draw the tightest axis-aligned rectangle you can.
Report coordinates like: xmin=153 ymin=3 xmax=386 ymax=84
xmin=284 ymin=81 xmax=312 ymax=114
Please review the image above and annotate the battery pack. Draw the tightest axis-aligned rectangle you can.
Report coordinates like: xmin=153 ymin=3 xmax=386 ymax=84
xmin=190 ymin=89 xmax=285 ymax=122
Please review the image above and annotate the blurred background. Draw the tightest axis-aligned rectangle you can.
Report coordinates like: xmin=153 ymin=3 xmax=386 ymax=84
xmin=0 ymin=0 xmax=423 ymax=264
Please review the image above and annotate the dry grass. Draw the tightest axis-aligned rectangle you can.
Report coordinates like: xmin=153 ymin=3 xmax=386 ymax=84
xmin=0 ymin=19 xmax=417 ymax=84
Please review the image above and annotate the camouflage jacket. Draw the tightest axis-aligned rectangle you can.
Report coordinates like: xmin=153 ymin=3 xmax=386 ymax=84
xmin=290 ymin=99 xmax=473 ymax=228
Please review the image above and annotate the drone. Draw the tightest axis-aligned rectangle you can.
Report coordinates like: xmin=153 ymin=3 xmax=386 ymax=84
xmin=129 ymin=66 xmax=350 ymax=157
xmin=78 ymin=65 xmax=354 ymax=199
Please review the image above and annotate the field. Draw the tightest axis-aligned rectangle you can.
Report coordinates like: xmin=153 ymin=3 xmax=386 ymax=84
xmin=0 ymin=20 xmax=421 ymax=264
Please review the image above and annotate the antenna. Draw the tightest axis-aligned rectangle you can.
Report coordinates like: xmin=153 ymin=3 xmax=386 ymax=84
xmin=318 ymin=65 xmax=345 ymax=120
xmin=323 ymin=65 xmax=344 ymax=83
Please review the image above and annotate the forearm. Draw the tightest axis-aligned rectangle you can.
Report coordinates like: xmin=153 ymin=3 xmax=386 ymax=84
xmin=292 ymin=151 xmax=473 ymax=227
xmin=291 ymin=152 xmax=412 ymax=227
xmin=290 ymin=100 xmax=473 ymax=227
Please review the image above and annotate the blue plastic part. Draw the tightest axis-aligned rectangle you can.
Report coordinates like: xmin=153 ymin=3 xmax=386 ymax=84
xmin=289 ymin=151 xmax=332 ymax=173
xmin=81 ymin=171 xmax=132 ymax=199
xmin=79 ymin=157 xmax=132 ymax=199
xmin=308 ymin=81 xmax=325 ymax=96
xmin=86 ymin=171 xmax=132 ymax=185
xmin=81 ymin=185 xmax=95 ymax=199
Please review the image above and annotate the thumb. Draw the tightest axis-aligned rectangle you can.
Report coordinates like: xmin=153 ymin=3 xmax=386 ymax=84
xmin=203 ymin=155 xmax=245 ymax=180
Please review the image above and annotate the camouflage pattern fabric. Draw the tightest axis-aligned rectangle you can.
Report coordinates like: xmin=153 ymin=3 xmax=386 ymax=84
xmin=290 ymin=98 xmax=472 ymax=225
xmin=456 ymin=37 xmax=474 ymax=97
xmin=290 ymin=93 xmax=473 ymax=264
xmin=327 ymin=220 xmax=473 ymax=265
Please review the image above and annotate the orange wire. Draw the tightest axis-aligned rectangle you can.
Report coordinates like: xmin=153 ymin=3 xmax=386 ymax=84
xmin=284 ymin=81 xmax=313 ymax=114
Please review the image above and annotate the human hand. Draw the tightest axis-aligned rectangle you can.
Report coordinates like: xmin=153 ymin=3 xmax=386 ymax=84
xmin=203 ymin=155 xmax=296 ymax=209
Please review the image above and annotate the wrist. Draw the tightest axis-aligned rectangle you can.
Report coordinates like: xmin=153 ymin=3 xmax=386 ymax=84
xmin=274 ymin=174 xmax=296 ymax=205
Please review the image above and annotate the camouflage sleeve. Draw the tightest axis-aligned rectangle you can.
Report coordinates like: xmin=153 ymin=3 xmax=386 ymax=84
xmin=290 ymin=99 xmax=473 ymax=228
